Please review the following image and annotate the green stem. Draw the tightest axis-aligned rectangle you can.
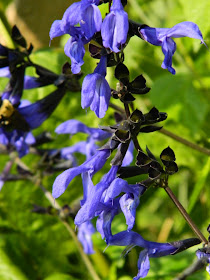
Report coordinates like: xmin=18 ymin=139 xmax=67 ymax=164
xmin=0 ymin=10 xmax=15 ymax=48
xmin=160 ymin=128 xmax=210 ymax=156
xmin=109 ymin=102 xmax=210 ymax=156
xmin=39 ymin=184 xmax=101 ymax=280
xmin=164 ymin=186 xmax=208 ymax=244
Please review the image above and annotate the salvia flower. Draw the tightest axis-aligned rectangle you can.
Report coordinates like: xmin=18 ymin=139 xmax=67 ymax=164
xmin=49 ymin=0 xmax=102 ymax=73
xmin=74 ymin=165 xmax=119 ymax=226
xmin=108 ymin=231 xmax=200 ymax=279
xmin=55 ymin=119 xmax=111 ymax=161
xmin=81 ymin=55 xmax=111 ymax=118
xmin=101 ymin=0 xmax=129 ymax=52
xmin=196 ymin=248 xmax=210 ymax=275
xmin=139 ymin=21 xmax=205 ymax=74
xmin=104 ymin=178 xmax=145 ymax=231
xmin=77 ymin=221 xmax=95 ymax=254
xmin=52 ymin=148 xmax=111 ymax=198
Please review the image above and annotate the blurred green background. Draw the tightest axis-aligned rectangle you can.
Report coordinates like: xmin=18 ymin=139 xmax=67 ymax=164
xmin=0 ymin=0 xmax=210 ymax=279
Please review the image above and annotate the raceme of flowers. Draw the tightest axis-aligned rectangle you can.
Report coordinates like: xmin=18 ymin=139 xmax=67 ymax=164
xmin=50 ymin=0 xmax=205 ymax=119
xmin=0 ymin=1 xmax=208 ymax=279
xmin=48 ymin=1 xmax=208 ymax=278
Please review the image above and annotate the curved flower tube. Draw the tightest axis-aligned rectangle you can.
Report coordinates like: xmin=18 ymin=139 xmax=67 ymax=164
xmin=139 ymin=21 xmax=205 ymax=74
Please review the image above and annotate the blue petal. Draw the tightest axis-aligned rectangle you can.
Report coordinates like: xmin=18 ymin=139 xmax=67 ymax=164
xmin=74 ymin=166 xmax=118 ymax=225
xmin=23 ymin=76 xmax=40 ymax=89
xmin=0 ymin=66 xmax=10 ymax=78
xmin=134 ymin=250 xmax=150 ymax=280
xmin=96 ymin=199 xmax=120 ymax=240
xmin=140 ymin=21 xmax=205 ymax=74
xmin=52 ymin=149 xmax=111 ymax=198
xmin=64 ymin=37 xmax=85 ymax=74
xmin=90 ymin=76 xmax=111 ymax=118
xmin=55 ymin=119 xmax=110 ymax=140
xmin=49 ymin=20 xmax=65 ymax=41
xmin=122 ymin=141 xmax=134 ymax=166
xmin=108 ymin=230 xmax=146 ymax=247
xmin=119 ymin=193 xmax=139 ymax=231
xmin=77 ymin=221 xmax=95 ymax=254
xmin=62 ymin=2 xmax=83 ymax=27
xmin=161 ymin=37 xmax=176 ymax=74
xmin=81 ymin=73 xmax=98 ymax=108
xmin=101 ymin=9 xmax=128 ymax=52
xmin=81 ymin=4 xmax=102 ymax=39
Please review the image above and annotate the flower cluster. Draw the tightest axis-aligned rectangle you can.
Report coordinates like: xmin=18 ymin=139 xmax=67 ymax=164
xmin=48 ymin=0 xmax=208 ymax=278
xmin=0 ymin=0 xmax=208 ymax=279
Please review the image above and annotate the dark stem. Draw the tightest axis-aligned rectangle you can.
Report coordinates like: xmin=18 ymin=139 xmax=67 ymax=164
xmin=160 ymin=128 xmax=210 ymax=156
xmin=165 ymin=186 xmax=208 ymax=244
xmin=109 ymin=102 xmax=210 ymax=156
xmin=124 ymin=103 xmax=131 ymax=118
xmin=173 ymin=258 xmax=207 ymax=280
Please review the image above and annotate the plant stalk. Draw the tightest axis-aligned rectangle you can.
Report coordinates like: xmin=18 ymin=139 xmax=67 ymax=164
xmin=165 ymin=186 xmax=208 ymax=244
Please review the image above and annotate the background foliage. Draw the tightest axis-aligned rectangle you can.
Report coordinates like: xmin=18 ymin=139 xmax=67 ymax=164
xmin=0 ymin=0 xmax=209 ymax=279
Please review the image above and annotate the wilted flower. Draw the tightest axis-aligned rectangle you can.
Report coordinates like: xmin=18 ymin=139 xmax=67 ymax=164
xmin=139 ymin=21 xmax=205 ymax=74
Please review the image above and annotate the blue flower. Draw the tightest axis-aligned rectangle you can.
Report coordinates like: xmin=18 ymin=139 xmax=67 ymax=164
xmin=101 ymin=0 xmax=129 ymax=52
xmin=108 ymin=231 xmax=200 ymax=279
xmin=81 ymin=55 xmax=111 ymax=118
xmin=55 ymin=119 xmax=111 ymax=141
xmin=49 ymin=0 xmax=102 ymax=73
xmin=55 ymin=119 xmax=111 ymax=161
xmin=0 ymin=88 xmax=66 ymax=157
xmin=74 ymin=166 xmax=119 ymax=226
xmin=52 ymin=148 xmax=111 ymax=198
xmin=77 ymin=221 xmax=95 ymax=254
xmin=104 ymin=178 xmax=145 ymax=231
xmin=139 ymin=21 xmax=205 ymax=74
xmin=196 ymin=249 xmax=210 ymax=275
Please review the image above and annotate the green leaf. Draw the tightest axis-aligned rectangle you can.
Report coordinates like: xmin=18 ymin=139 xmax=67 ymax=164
xmin=150 ymin=74 xmax=208 ymax=134
xmin=44 ymin=273 xmax=77 ymax=280
xmin=0 ymin=249 xmax=28 ymax=280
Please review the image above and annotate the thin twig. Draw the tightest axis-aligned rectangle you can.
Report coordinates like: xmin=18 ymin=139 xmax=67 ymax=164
xmin=173 ymin=258 xmax=207 ymax=280
xmin=39 ymin=184 xmax=101 ymax=280
xmin=160 ymin=128 xmax=210 ymax=156
xmin=109 ymin=102 xmax=210 ymax=156
xmin=165 ymin=186 xmax=208 ymax=244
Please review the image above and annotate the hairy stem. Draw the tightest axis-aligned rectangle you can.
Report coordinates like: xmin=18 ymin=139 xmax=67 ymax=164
xmin=165 ymin=186 xmax=208 ymax=244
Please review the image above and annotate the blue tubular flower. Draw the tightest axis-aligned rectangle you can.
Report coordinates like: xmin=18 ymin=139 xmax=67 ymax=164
xmin=122 ymin=141 xmax=134 ymax=166
xmin=55 ymin=119 xmax=111 ymax=141
xmin=74 ymin=165 xmax=119 ymax=225
xmin=81 ymin=55 xmax=111 ymax=118
xmin=196 ymin=249 xmax=210 ymax=275
xmin=101 ymin=0 xmax=129 ymax=52
xmin=55 ymin=119 xmax=111 ymax=161
xmin=49 ymin=0 xmax=101 ymax=73
xmin=64 ymin=34 xmax=86 ymax=74
xmin=52 ymin=148 xmax=111 ymax=198
xmin=80 ymin=0 xmax=102 ymax=40
xmin=105 ymin=178 xmax=145 ymax=231
xmin=108 ymin=231 xmax=200 ymax=279
xmin=19 ymin=88 xmax=66 ymax=130
xmin=77 ymin=221 xmax=95 ymax=254
xmin=139 ymin=21 xmax=205 ymax=74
